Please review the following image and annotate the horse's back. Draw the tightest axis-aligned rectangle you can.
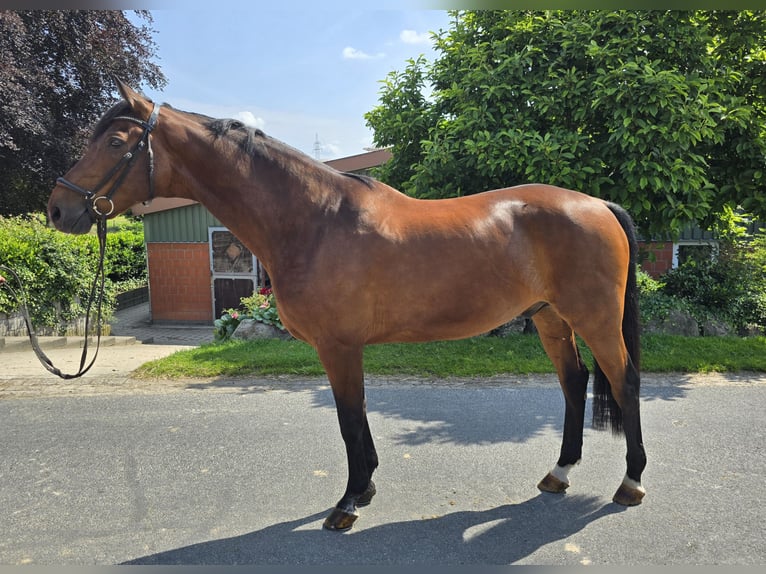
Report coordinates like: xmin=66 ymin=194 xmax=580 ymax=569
xmin=365 ymin=183 xmax=628 ymax=260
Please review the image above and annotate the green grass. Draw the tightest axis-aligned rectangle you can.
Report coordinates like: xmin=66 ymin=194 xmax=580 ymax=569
xmin=133 ymin=334 xmax=766 ymax=379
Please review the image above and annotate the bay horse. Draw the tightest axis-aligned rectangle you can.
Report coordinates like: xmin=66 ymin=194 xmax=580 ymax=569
xmin=48 ymin=81 xmax=646 ymax=531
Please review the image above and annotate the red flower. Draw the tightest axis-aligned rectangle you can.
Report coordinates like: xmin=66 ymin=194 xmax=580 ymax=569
xmin=259 ymin=287 xmax=272 ymax=296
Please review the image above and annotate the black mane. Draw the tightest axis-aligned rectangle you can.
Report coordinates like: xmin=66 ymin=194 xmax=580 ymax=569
xmin=205 ymin=118 xmax=375 ymax=189
xmin=341 ymin=172 xmax=375 ymax=188
xmin=206 ymin=118 xmax=266 ymax=157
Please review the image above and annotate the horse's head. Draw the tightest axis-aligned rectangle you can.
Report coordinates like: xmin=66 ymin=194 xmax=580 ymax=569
xmin=48 ymin=79 xmax=162 ymax=234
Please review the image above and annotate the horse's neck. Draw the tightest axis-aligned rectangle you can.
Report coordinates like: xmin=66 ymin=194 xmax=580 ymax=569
xmin=160 ymin=121 xmax=341 ymax=272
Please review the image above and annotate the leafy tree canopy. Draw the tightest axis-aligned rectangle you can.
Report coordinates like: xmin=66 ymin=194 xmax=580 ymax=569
xmin=0 ymin=10 xmax=166 ymax=216
xmin=365 ymin=10 xmax=766 ymax=239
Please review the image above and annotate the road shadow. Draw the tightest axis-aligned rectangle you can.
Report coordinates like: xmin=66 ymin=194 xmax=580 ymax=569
xmin=183 ymin=368 xmax=703 ymax=406
xmin=123 ymin=493 xmax=624 ymax=565
xmin=182 ymin=370 xmax=702 ymax=449
xmin=313 ymin=384 xmax=564 ymax=447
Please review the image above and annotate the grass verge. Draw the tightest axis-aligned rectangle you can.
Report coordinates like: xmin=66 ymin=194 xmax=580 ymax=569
xmin=133 ymin=334 xmax=766 ymax=379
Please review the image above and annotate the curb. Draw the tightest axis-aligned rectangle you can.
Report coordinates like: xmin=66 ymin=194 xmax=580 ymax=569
xmin=0 ymin=335 xmax=139 ymax=353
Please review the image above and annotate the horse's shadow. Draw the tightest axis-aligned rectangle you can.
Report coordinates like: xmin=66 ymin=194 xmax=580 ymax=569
xmin=123 ymin=493 xmax=624 ymax=565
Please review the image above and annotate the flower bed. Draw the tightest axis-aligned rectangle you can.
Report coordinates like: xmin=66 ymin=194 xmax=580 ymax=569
xmin=214 ymin=287 xmax=287 ymax=342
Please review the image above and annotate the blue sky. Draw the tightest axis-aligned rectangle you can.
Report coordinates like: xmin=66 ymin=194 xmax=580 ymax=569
xmin=127 ymin=4 xmax=452 ymax=160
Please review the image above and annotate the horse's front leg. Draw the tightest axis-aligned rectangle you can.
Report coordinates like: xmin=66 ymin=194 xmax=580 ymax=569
xmin=317 ymin=342 xmax=378 ymax=531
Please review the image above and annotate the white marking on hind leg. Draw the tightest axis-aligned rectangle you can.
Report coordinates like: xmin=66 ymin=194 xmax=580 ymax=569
xmin=550 ymin=460 xmax=580 ymax=486
xmin=622 ymin=474 xmax=646 ymax=495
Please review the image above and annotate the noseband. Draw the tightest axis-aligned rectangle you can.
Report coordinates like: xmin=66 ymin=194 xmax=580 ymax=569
xmin=56 ymin=102 xmax=161 ymax=217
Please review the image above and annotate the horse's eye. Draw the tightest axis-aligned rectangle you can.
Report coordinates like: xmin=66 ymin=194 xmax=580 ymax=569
xmin=109 ymin=137 xmax=125 ymax=148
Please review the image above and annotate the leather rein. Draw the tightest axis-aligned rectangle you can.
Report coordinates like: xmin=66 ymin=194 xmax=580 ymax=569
xmin=0 ymin=102 xmax=160 ymax=379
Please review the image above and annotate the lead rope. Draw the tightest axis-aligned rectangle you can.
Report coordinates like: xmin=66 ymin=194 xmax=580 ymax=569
xmin=0 ymin=217 xmax=109 ymax=379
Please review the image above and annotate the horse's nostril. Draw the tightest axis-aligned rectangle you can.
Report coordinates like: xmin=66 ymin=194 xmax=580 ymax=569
xmin=51 ymin=206 xmax=61 ymax=222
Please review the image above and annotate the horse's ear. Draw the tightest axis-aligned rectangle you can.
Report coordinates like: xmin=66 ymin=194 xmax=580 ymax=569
xmin=114 ymin=76 xmax=154 ymax=118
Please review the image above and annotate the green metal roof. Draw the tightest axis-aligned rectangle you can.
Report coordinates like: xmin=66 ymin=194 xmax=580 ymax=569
xmin=144 ymin=203 xmax=222 ymax=243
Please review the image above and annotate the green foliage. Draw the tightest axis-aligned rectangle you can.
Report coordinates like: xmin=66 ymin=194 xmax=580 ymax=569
xmin=365 ymin=10 xmax=766 ymax=239
xmin=736 ymin=233 xmax=766 ymax=330
xmin=113 ymin=276 xmax=149 ymax=295
xmin=662 ymin=259 xmax=738 ymax=316
xmin=104 ymin=217 xmax=147 ymax=284
xmin=213 ymin=288 xmax=285 ymax=342
xmin=637 ymin=267 xmax=698 ymax=332
xmin=0 ymin=11 xmax=166 ymax=215
xmin=364 ymin=56 xmax=436 ymax=189
xmin=0 ymin=215 xmax=114 ymax=330
xmin=0 ymin=214 xmax=148 ymax=332
xmin=658 ymin=224 xmax=766 ymax=334
xmin=240 ymin=289 xmax=285 ymax=331
xmin=213 ymin=310 xmax=242 ymax=342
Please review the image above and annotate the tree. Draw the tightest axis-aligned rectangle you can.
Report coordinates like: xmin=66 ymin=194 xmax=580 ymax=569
xmin=0 ymin=11 xmax=166 ymax=216
xmin=365 ymin=11 xmax=766 ymax=239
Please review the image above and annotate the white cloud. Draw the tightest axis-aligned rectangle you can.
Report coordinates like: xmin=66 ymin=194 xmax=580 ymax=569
xmin=342 ymin=46 xmax=385 ymax=60
xmin=400 ymin=29 xmax=431 ymax=45
xmin=323 ymin=142 xmax=343 ymax=158
xmin=234 ymin=110 xmax=266 ymax=129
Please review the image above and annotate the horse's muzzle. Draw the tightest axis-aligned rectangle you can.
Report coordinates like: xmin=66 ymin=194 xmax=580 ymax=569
xmin=48 ymin=197 xmax=96 ymax=235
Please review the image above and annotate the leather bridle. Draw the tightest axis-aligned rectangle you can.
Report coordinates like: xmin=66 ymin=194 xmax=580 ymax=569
xmin=56 ymin=102 xmax=161 ymax=216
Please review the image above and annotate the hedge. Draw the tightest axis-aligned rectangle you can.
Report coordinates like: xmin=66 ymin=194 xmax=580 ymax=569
xmin=0 ymin=214 xmax=147 ymax=332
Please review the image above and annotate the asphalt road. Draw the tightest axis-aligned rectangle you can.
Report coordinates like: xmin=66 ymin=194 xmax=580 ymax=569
xmin=0 ymin=372 xmax=764 ymax=566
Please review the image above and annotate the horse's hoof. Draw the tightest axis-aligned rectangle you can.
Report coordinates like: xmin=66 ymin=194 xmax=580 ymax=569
xmin=322 ymin=482 xmax=376 ymax=531
xmin=537 ymin=472 xmax=569 ymax=494
xmin=323 ymin=507 xmax=358 ymax=532
xmin=356 ymin=480 xmax=376 ymax=507
xmin=612 ymin=480 xmax=646 ymax=506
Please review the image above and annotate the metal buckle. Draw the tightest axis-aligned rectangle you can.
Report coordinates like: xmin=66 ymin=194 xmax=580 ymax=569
xmin=92 ymin=196 xmax=115 ymax=217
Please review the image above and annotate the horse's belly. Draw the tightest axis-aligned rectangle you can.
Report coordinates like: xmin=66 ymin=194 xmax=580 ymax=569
xmin=368 ymin=292 xmax=532 ymax=344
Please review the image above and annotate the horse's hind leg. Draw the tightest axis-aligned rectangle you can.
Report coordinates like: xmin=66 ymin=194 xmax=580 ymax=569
xmin=316 ymin=342 xmax=378 ymax=531
xmin=532 ymin=307 xmax=590 ymax=494
xmin=593 ymin=350 xmax=646 ymax=505
xmin=579 ymin=328 xmax=647 ymax=506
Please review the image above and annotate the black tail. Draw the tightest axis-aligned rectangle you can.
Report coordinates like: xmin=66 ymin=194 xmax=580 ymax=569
xmin=592 ymin=202 xmax=641 ymax=435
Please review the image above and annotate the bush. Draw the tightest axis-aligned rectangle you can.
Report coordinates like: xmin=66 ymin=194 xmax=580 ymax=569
xmin=735 ymin=233 xmax=766 ymax=333
xmin=637 ymin=267 xmax=700 ymax=333
xmin=658 ymin=223 xmax=766 ymax=335
xmin=0 ymin=214 xmax=149 ymax=333
xmin=105 ymin=216 xmax=147 ymax=285
xmin=0 ymin=214 xmax=115 ymax=331
xmin=662 ymin=257 xmax=738 ymax=315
